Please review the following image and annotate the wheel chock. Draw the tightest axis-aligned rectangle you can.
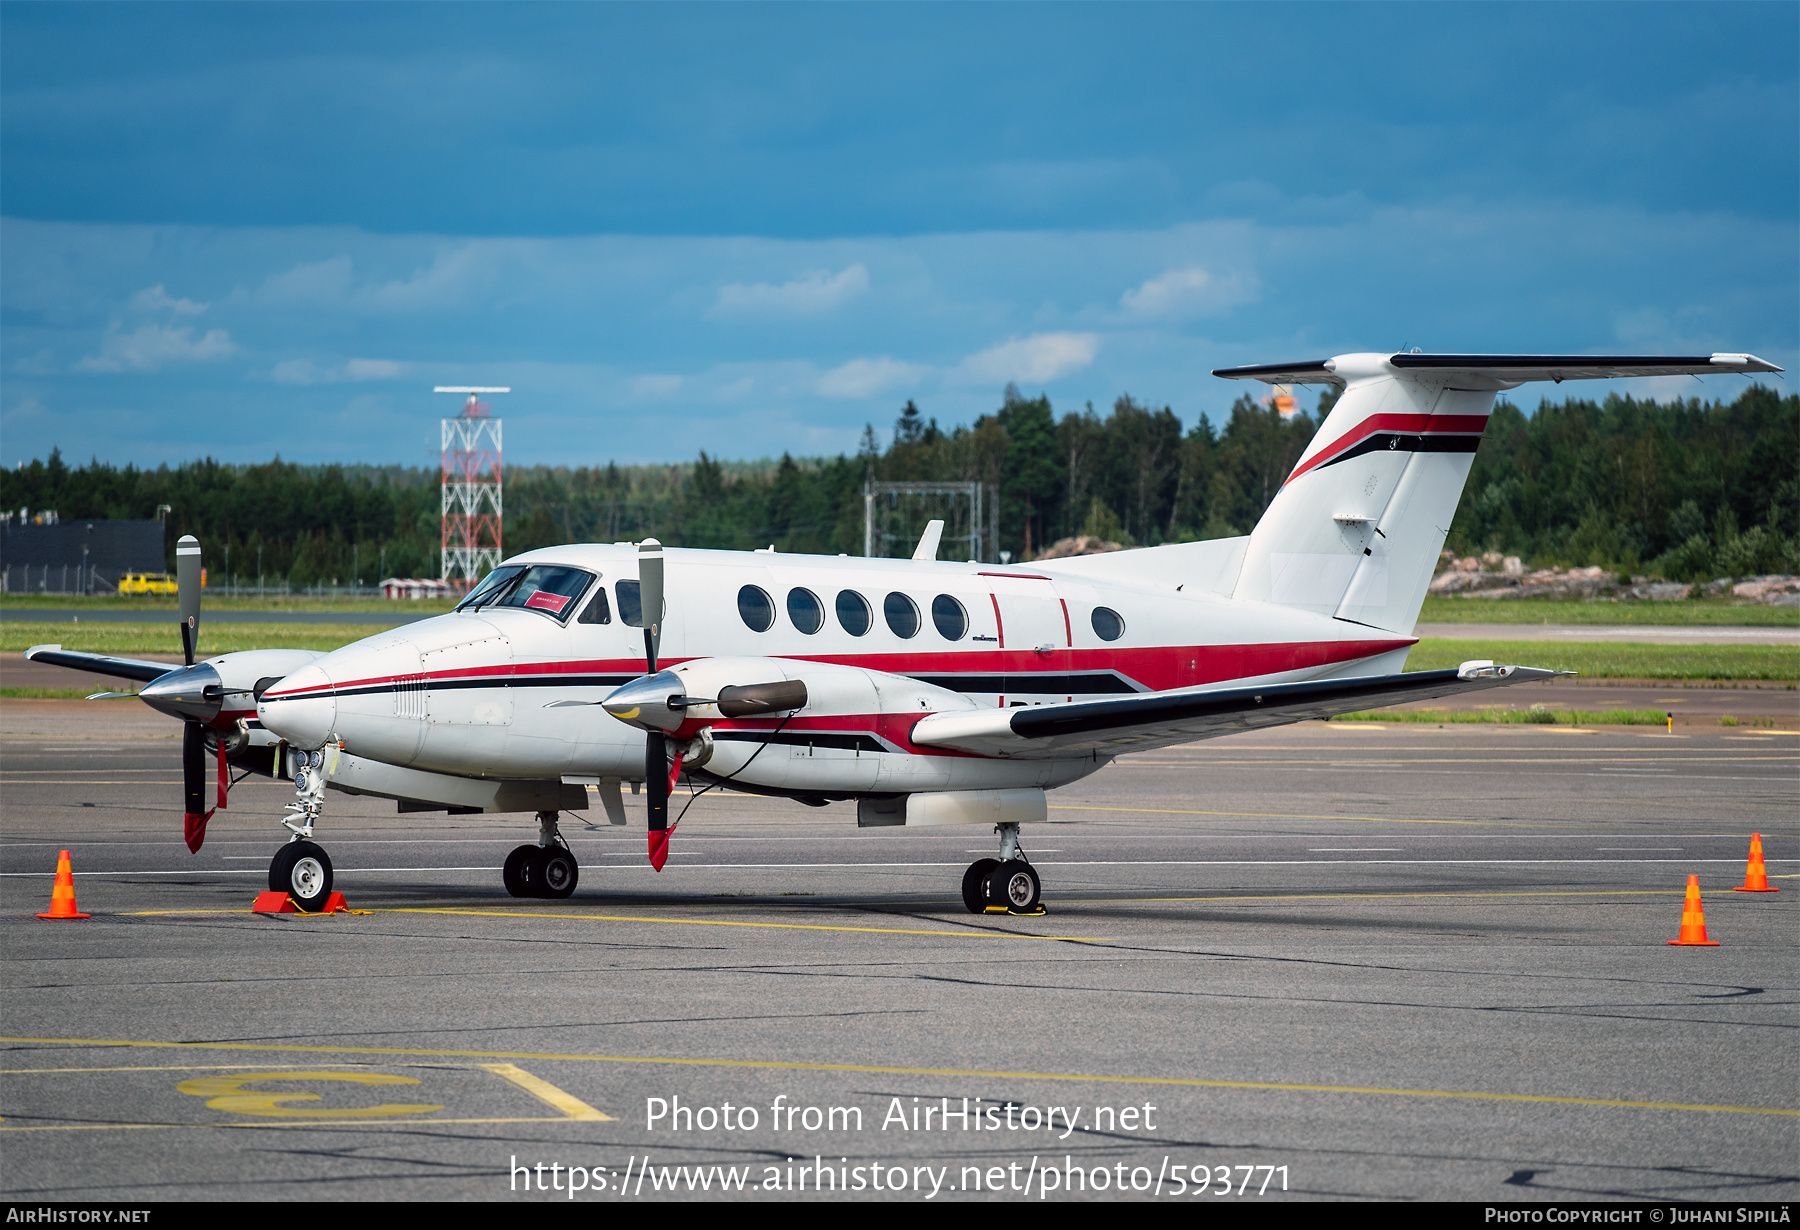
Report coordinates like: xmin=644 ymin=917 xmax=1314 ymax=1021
xmin=252 ymin=891 xmax=298 ymax=914
xmin=318 ymin=891 xmax=350 ymax=913
xmin=1009 ymin=905 xmax=1048 ymax=916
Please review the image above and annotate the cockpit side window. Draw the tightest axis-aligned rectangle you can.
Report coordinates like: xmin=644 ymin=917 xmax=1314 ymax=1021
xmin=489 ymin=565 xmax=594 ymax=623
xmin=579 ymin=587 xmax=612 ymax=625
xmin=455 ymin=565 xmax=525 ymax=612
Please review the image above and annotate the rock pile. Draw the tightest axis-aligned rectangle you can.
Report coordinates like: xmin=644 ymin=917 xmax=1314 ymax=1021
xmin=1428 ymin=552 xmax=1800 ymax=604
xmin=1036 ymin=535 xmax=1126 ymax=560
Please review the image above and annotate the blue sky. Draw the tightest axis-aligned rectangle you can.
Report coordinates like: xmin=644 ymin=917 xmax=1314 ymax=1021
xmin=2 ymin=2 xmax=1794 ymax=468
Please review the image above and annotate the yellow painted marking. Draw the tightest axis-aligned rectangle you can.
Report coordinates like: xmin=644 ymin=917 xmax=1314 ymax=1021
xmin=3 ymin=1063 xmax=387 ymax=1075
xmin=1051 ymin=805 xmax=1484 ymax=825
xmin=1056 ymin=887 xmax=1692 ymax=906
xmin=1 ymin=1117 xmax=595 ymax=1134
xmin=117 ymin=905 xmax=1110 ymax=941
xmin=175 ymin=1070 xmax=441 ymax=1119
xmin=479 ymin=1063 xmax=613 ymax=1121
xmin=3 ymin=1037 xmax=1790 ymax=1118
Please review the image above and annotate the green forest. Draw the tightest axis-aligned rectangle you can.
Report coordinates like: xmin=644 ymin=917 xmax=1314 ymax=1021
xmin=3 ymin=383 xmax=1794 ymax=587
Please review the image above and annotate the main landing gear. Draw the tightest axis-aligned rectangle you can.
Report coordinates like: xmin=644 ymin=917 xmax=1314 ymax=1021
xmin=504 ymin=811 xmax=580 ymax=900
xmin=269 ymin=747 xmax=334 ymax=911
xmin=961 ymin=822 xmax=1043 ymax=916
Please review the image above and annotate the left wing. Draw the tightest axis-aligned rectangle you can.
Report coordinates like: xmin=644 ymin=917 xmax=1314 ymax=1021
xmin=910 ymin=662 xmax=1566 ymax=758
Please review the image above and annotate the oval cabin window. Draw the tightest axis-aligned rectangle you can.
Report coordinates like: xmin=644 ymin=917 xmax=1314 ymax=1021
xmin=787 ymin=587 xmax=824 ymax=634
xmin=1090 ymin=606 xmax=1125 ymax=641
xmin=883 ymin=591 xmax=920 ymax=639
xmin=836 ymin=590 xmax=872 ymax=636
xmin=738 ymin=584 xmax=775 ymax=632
xmin=931 ymin=594 xmax=968 ymax=640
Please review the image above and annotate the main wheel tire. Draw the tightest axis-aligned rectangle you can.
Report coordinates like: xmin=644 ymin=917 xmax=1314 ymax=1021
xmin=502 ymin=845 xmax=538 ymax=898
xmin=536 ymin=848 xmax=579 ymax=899
xmin=987 ymin=859 xmax=1040 ymax=913
xmin=962 ymin=858 xmax=1000 ymax=914
xmin=270 ymin=840 xmax=333 ymax=911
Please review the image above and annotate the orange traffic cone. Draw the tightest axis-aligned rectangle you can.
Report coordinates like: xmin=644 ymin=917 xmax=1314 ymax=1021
xmin=1734 ymin=834 xmax=1779 ymax=892
xmin=1667 ymin=874 xmax=1719 ymax=946
xmin=36 ymin=850 xmax=90 ymax=920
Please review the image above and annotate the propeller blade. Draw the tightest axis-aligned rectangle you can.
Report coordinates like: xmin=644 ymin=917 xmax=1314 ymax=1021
xmin=639 ymin=538 xmax=664 ymax=672
xmin=646 ymin=730 xmax=669 ymax=870
xmin=181 ymin=721 xmax=214 ymax=853
xmin=176 ymin=535 xmax=202 ymax=666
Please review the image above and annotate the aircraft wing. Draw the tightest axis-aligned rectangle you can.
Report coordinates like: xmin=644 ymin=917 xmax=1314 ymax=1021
xmin=910 ymin=663 xmax=1568 ymax=759
xmin=24 ymin=644 xmax=177 ymax=684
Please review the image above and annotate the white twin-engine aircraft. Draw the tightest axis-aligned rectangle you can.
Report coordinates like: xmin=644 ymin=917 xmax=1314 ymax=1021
xmin=27 ymin=351 xmax=1780 ymax=914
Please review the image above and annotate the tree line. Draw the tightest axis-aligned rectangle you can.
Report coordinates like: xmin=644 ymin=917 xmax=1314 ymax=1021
xmin=2 ymin=383 xmax=1793 ymax=587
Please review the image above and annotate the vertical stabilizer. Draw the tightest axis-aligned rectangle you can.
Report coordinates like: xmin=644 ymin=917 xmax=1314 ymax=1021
xmin=1227 ymin=354 xmax=1492 ymax=634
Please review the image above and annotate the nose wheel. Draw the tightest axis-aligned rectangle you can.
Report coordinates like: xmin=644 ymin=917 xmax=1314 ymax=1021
xmin=270 ymin=840 xmax=334 ymax=911
xmin=960 ymin=823 xmax=1045 ymax=915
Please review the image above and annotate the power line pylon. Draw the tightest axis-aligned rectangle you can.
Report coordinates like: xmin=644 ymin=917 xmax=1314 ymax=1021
xmin=435 ymin=387 xmax=508 ymax=591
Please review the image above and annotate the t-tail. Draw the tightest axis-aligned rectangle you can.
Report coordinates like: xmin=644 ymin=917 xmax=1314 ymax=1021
xmin=1215 ymin=351 xmax=1780 ymax=635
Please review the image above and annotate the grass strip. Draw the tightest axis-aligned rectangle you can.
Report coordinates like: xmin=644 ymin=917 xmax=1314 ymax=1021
xmin=1417 ymin=595 xmax=1797 ymax=626
xmin=1407 ymin=638 xmax=1798 ymax=682
xmin=2 ymin=621 xmax=401 ymax=655
xmin=1333 ymin=706 xmax=1667 ymax=725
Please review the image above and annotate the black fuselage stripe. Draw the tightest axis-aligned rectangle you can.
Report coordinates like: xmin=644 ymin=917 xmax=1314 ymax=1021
xmin=270 ymin=671 xmax=1143 ymax=704
xmin=1316 ymin=432 xmax=1482 ymax=471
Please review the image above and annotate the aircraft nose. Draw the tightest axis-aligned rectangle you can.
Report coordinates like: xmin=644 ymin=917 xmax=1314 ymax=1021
xmin=137 ymin=662 xmax=223 ymax=722
xmin=601 ymin=670 xmax=685 ymax=732
xmin=258 ymin=661 xmax=337 ymax=749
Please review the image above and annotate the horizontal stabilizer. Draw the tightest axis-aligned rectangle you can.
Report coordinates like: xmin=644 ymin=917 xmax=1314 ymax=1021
xmin=1214 ymin=352 xmax=1781 ymax=389
xmin=911 ymin=663 xmax=1568 ymax=758
xmin=24 ymin=644 xmax=176 ymax=684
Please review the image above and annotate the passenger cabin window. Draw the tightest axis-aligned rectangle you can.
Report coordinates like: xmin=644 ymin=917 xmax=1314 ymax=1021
xmin=456 ymin=565 xmax=525 ymax=611
xmin=739 ymin=584 xmax=775 ymax=632
xmin=787 ymin=587 xmax=824 ymax=634
xmin=1091 ymin=606 xmax=1125 ymax=641
xmin=931 ymin=594 xmax=967 ymax=640
xmin=616 ymin=580 xmax=643 ymax=627
xmin=883 ymin=591 xmax=920 ymax=638
xmin=836 ymin=590 xmax=872 ymax=636
xmin=489 ymin=565 xmax=593 ymax=623
xmin=579 ymin=587 xmax=612 ymax=625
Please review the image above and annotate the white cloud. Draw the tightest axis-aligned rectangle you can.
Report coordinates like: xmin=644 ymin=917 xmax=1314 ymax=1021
xmin=955 ymin=332 xmax=1100 ymax=385
xmin=75 ymin=322 xmax=236 ymax=373
xmin=1119 ymin=265 xmax=1255 ymax=318
xmin=710 ymin=264 xmax=869 ymax=318
xmin=343 ymin=357 xmax=404 ymax=380
xmin=816 ymin=356 xmax=923 ymax=398
xmin=270 ymin=357 xmax=407 ymax=385
xmin=630 ymin=374 xmax=684 ymax=398
xmin=131 ymin=284 xmax=208 ymax=316
xmin=257 ymin=256 xmax=355 ymax=306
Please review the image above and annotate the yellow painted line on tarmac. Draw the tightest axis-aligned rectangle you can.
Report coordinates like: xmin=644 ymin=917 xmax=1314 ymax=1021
xmin=479 ymin=1063 xmax=614 ymax=1121
xmin=0 ymin=1117 xmax=592 ymax=1134
xmin=121 ymin=905 xmax=1111 ymax=942
xmin=1051 ymin=805 xmax=1485 ymax=825
xmin=1055 ymin=887 xmax=1692 ymax=906
xmin=2 ymin=1036 xmax=1791 ymax=1118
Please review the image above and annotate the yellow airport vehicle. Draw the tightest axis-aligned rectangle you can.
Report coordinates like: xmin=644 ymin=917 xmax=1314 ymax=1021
xmin=117 ymin=571 xmax=180 ymax=596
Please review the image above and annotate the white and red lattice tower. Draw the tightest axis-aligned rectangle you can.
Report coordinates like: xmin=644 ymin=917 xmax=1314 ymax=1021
xmin=435 ymin=386 xmax=508 ymax=590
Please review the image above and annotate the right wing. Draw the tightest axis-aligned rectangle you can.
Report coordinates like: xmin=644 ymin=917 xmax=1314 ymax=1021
xmin=24 ymin=644 xmax=177 ymax=684
xmin=911 ymin=662 xmax=1567 ymax=759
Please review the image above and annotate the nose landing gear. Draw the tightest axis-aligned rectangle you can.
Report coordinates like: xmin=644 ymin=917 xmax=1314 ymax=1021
xmin=960 ymin=822 xmax=1044 ymax=916
xmin=267 ymin=746 xmax=335 ymax=911
xmin=504 ymin=811 xmax=580 ymax=899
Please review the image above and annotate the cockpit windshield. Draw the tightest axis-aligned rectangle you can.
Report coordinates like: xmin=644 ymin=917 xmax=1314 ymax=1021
xmin=455 ymin=566 xmax=525 ymax=612
xmin=487 ymin=565 xmax=595 ymax=623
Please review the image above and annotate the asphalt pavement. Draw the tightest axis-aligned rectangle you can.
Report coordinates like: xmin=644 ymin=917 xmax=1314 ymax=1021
xmin=1 ymin=698 xmax=1795 ymax=1202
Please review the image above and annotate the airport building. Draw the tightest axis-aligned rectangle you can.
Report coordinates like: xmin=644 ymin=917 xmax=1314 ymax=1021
xmin=0 ymin=513 xmax=166 ymax=594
